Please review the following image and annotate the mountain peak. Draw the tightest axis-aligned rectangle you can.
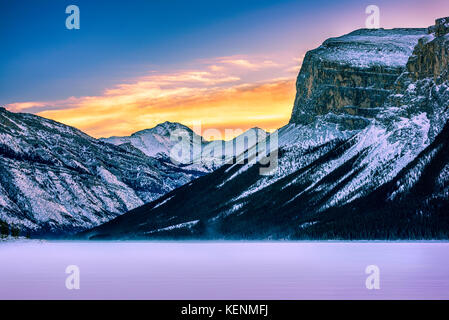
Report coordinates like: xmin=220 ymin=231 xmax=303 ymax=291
xmin=241 ymin=127 xmax=267 ymax=138
xmin=132 ymin=121 xmax=193 ymax=138
xmin=249 ymin=126 xmax=265 ymax=132
xmin=428 ymin=17 xmax=449 ymax=36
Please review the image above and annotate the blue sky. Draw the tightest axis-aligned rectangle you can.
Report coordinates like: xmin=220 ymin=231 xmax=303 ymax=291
xmin=0 ymin=0 xmax=379 ymax=103
xmin=1 ymin=0 xmax=447 ymax=137
xmin=1 ymin=0 xmax=303 ymax=102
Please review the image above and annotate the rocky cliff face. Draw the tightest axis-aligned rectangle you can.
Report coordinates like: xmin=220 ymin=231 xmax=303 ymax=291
xmin=407 ymin=20 xmax=449 ymax=84
xmin=289 ymin=28 xmax=426 ymax=129
xmin=82 ymin=19 xmax=449 ymax=240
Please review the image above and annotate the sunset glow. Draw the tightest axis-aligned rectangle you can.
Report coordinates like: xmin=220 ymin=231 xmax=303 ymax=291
xmin=8 ymin=55 xmax=298 ymax=138
xmin=3 ymin=0 xmax=449 ymax=139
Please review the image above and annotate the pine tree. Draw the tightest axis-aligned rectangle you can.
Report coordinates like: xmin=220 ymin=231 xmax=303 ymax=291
xmin=0 ymin=221 xmax=9 ymax=238
xmin=11 ymin=226 xmax=20 ymax=238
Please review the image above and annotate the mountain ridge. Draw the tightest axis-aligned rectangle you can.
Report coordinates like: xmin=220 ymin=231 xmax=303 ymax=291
xmin=0 ymin=108 xmax=204 ymax=235
xmin=101 ymin=123 xmax=268 ymax=172
xmin=80 ymin=20 xmax=449 ymax=240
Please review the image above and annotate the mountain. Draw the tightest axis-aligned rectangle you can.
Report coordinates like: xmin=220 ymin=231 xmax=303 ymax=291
xmin=81 ymin=20 xmax=449 ymax=240
xmin=0 ymin=109 xmax=203 ymax=235
xmin=101 ymin=122 xmax=199 ymax=159
xmin=289 ymin=28 xmax=426 ymax=127
xmin=101 ymin=122 xmax=268 ymax=172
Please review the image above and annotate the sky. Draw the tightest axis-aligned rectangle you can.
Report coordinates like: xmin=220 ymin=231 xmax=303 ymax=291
xmin=1 ymin=0 xmax=448 ymax=138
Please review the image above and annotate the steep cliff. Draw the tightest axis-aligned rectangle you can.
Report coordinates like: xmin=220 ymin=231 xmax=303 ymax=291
xmin=289 ymin=28 xmax=426 ymax=128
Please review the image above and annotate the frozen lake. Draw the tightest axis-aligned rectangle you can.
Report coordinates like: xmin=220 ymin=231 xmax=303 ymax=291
xmin=0 ymin=241 xmax=448 ymax=299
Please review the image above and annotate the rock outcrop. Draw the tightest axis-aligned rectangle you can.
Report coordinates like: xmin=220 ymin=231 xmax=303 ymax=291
xmin=407 ymin=18 xmax=449 ymax=83
xmin=427 ymin=17 xmax=449 ymax=37
xmin=289 ymin=28 xmax=426 ymax=129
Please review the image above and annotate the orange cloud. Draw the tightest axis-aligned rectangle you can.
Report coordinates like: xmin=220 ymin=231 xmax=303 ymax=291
xmin=200 ymin=55 xmax=282 ymax=71
xmin=35 ymin=78 xmax=295 ymax=139
xmin=7 ymin=102 xmax=47 ymax=112
xmin=6 ymin=54 xmax=299 ymax=139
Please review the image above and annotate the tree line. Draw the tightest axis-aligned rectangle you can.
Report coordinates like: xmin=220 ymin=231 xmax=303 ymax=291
xmin=0 ymin=220 xmax=22 ymax=238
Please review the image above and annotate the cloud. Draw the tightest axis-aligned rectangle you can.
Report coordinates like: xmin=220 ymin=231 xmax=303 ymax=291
xmin=200 ymin=54 xmax=282 ymax=71
xmin=218 ymin=58 xmax=259 ymax=69
xmin=7 ymin=102 xmax=47 ymax=112
xmin=5 ymin=53 xmax=299 ymax=138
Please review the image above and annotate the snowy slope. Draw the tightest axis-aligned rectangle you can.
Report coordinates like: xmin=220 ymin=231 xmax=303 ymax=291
xmin=0 ymin=109 xmax=203 ymax=234
xmin=102 ymin=122 xmax=199 ymax=159
xmin=102 ymin=123 xmax=267 ymax=172
xmin=81 ymin=21 xmax=449 ymax=240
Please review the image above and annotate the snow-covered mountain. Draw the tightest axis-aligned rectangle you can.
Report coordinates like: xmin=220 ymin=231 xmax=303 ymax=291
xmin=0 ymin=109 xmax=203 ymax=235
xmin=82 ymin=20 xmax=449 ymax=240
xmin=101 ymin=122 xmax=267 ymax=172
xmin=101 ymin=122 xmax=198 ymax=158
